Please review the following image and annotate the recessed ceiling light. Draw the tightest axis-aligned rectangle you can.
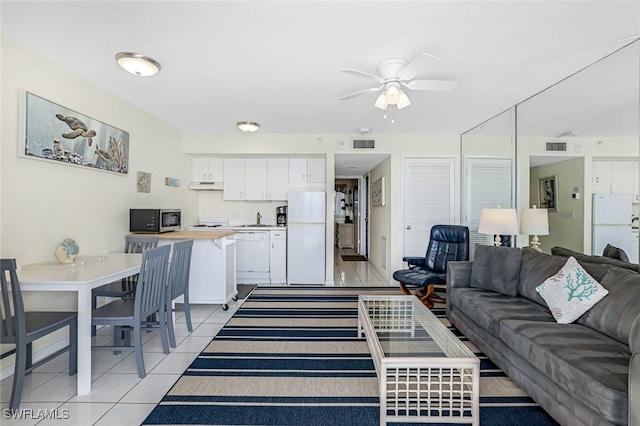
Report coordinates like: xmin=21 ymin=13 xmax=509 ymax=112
xmin=237 ymin=121 xmax=260 ymax=132
xmin=115 ymin=52 xmax=161 ymax=77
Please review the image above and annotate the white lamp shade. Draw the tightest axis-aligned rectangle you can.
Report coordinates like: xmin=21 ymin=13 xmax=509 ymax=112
xmin=374 ymin=93 xmax=388 ymax=110
xmin=396 ymin=90 xmax=411 ymax=110
xmin=478 ymin=206 xmax=519 ymax=235
xmin=385 ymin=85 xmax=400 ymax=105
xmin=520 ymin=206 xmax=549 ymax=235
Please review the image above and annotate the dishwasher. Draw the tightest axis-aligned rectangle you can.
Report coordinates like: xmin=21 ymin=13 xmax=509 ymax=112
xmin=235 ymin=231 xmax=271 ymax=284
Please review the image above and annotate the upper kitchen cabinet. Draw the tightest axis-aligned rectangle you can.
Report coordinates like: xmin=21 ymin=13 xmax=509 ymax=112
xmin=192 ymin=157 xmax=223 ymax=183
xmin=289 ymin=158 xmax=326 ymax=183
xmin=245 ymin=158 xmax=268 ymax=200
xmin=593 ymin=159 xmax=639 ymax=199
xmin=223 ymin=157 xmax=290 ymax=201
xmin=267 ymin=158 xmax=289 ymax=200
xmin=223 ymin=157 xmax=245 ymax=200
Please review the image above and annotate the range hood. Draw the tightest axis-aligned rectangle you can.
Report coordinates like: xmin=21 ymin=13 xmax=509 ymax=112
xmin=188 ymin=181 xmax=223 ymax=190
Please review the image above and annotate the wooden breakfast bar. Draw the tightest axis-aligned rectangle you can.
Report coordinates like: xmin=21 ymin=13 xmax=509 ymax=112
xmin=151 ymin=230 xmax=238 ymax=309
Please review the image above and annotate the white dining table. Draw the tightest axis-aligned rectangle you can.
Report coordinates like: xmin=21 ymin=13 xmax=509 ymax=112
xmin=18 ymin=253 xmax=142 ymax=395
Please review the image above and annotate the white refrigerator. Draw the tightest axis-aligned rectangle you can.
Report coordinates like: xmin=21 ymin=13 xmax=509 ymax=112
xmin=592 ymin=193 xmax=633 ymax=256
xmin=287 ymin=191 xmax=326 ymax=285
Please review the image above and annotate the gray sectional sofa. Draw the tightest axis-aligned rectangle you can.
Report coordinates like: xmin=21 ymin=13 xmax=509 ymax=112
xmin=446 ymin=246 xmax=640 ymax=425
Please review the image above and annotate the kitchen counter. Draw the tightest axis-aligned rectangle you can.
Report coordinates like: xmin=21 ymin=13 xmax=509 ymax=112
xmin=133 ymin=230 xmax=237 ymax=239
xmin=136 ymin=230 xmax=237 ymax=308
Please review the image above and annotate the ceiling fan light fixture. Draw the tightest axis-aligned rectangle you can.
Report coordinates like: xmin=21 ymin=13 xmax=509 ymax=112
xmin=237 ymin=121 xmax=260 ymax=132
xmin=115 ymin=52 xmax=161 ymax=77
xmin=374 ymin=93 xmax=388 ymax=110
xmin=384 ymin=84 xmax=400 ymax=105
xmin=396 ymin=90 xmax=411 ymax=110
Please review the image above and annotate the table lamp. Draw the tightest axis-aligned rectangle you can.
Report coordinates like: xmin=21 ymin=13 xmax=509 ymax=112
xmin=520 ymin=205 xmax=549 ymax=252
xmin=478 ymin=206 xmax=519 ymax=246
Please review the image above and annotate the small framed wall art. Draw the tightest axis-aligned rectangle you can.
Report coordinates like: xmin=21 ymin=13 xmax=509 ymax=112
xmin=371 ymin=177 xmax=386 ymax=207
xmin=538 ymin=175 xmax=558 ymax=212
xmin=19 ymin=90 xmax=129 ymax=174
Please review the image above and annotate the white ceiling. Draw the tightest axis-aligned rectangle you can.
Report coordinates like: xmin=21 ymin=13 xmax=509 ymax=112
xmin=2 ymin=1 xmax=639 ymax=141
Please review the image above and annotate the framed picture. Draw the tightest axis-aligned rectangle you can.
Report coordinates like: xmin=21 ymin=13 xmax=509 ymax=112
xmin=137 ymin=171 xmax=151 ymax=193
xmin=538 ymin=175 xmax=558 ymax=211
xmin=19 ymin=90 xmax=129 ymax=174
xmin=371 ymin=177 xmax=385 ymax=207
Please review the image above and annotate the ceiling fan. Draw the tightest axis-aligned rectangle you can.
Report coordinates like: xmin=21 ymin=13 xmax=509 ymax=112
xmin=338 ymin=52 xmax=458 ymax=112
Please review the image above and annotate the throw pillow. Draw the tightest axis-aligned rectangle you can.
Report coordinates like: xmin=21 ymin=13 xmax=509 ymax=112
xmin=535 ymin=256 xmax=609 ymax=324
xmin=470 ymin=244 xmax=521 ymax=296
xmin=602 ymin=244 xmax=630 ymax=263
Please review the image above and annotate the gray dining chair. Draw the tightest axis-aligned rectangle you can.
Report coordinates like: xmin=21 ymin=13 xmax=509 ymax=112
xmin=91 ymin=235 xmax=158 ymax=335
xmin=91 ymin=244 xmax=170 ymax=378
xmin=1 ymin=258 xmax=77 ymax=410
xmin=166 ymin=239 xmax=194 ymax=347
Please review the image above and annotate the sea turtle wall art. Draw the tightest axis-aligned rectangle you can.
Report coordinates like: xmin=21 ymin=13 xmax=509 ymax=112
xmin=22 ymin=91 xmax=129 ymax=174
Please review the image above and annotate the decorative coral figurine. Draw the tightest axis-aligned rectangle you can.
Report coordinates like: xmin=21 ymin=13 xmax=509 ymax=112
xmin=55 ymin=238 xmax=79 ymax=264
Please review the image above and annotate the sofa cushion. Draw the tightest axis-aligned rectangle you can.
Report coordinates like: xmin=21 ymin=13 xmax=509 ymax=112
xmin=518 ymin=248 xmax=566 ymax=306
xmin=499 ymin=319 xmax=629 ymax=424
xmin=518 ymin=248 xmax=611 ymax=306
xmin=535 ymin=256 xmax=609 ymax=324
xmin=552 ymin=246 xmax=640 ymax=273
xmin=577 ymin=266 xmax=640 ymax=345
xmin=470 ymin=245 xmax=521 ymax=296
xmin=450 ymin=287 xmax=554 ymax=336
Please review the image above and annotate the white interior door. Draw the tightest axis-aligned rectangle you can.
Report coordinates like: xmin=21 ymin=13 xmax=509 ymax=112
xmin=403 ymin=157 xmax=455 ymax=258
xmin=464 ymin=157 xmax=513 ymax=257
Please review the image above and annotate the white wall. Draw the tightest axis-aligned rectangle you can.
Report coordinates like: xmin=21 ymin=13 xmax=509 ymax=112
xmin=0 ymin=37 xmax=195 ymax=371
xmin=369 ymin=157 xmax=391 ymax=280
xmin=1 ymin=37 xmax=196 ymax=264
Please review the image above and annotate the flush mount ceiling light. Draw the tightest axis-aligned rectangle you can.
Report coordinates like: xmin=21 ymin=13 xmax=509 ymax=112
xmin=115 ymin=52 xmax=161 ymax=77
xmin=237 ymin=121 xmax=260 ymax=132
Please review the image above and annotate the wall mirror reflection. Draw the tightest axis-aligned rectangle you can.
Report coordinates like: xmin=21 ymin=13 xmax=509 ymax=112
xmin=461 ymin=107 xmax=515 ymax=257
xmin=516 ymin=39 xmax=639 ymax=261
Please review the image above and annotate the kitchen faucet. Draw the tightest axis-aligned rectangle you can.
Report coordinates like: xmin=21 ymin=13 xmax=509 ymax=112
xmin=257 ymin=212 xmax=262 ymax=226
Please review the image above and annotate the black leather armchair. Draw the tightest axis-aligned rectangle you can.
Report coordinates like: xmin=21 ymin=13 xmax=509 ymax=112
xmin=393 ymin=225 xmax=469 ymax=307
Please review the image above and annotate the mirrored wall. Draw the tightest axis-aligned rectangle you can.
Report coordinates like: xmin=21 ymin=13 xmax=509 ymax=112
xmin=463 ymin=39 xmax=640 ymax=260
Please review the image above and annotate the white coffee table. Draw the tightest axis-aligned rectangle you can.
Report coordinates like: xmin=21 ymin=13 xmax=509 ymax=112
xmin=358 ymin=295 xmax=479 ymax=425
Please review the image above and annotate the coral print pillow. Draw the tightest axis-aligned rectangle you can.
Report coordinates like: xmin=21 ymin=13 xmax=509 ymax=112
xmin=535 ymin=256 xmax=609 ymax=324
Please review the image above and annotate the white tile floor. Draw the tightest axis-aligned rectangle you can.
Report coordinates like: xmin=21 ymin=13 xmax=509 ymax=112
xmin=1 ymin=247 xmax=387 ymax=424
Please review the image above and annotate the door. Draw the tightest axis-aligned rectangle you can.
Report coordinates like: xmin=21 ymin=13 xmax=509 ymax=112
xmin=465 ymin=157 xmax=513 ymax=257
xmin=403 ymin=157 xmax=455 ymax=257
xmin=307 ymin=158 xmax=326 ymax=183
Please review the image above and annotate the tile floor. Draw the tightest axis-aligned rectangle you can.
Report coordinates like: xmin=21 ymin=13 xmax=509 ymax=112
xmin=1 ymin=247 xmax=387 ymax=425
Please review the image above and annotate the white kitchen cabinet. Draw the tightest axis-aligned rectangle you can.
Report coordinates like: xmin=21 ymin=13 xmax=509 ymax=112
xmin=158 ymin=236 xmax=237 ymax=309
xmin=245 ymin=158 xmax=267 ymax=200
xmin=611 ymin=161 xmax=635 ymax=195
xmin=267 ymin=158 xmax=289 ymax=200
xmin=288 ymin=158 xmax=326 ymax=183
xmin=192 ymin=157 xmax=223 ymax=182
xmin=270 ymin=229 xmax=287 ymax=284
xmin=307 ymin=158 xmax=326 ymax=183
xmin=223 ymin=158 xmax=245 ymax=200
xmin=592 ymin=160 xmax=612 ymax=193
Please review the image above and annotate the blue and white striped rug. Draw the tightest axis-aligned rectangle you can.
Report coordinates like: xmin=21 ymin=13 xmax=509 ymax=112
xmin=143 ymin=288 xmax=558 ymax=425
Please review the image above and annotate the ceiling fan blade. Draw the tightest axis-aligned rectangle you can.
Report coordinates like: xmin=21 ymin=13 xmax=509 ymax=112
xmin=338 ymin=86 xmax=383 ymax=100
xmin=397 ymin=52 xmax=440 ymax=80
xmin=341 ymin=69 xmax=383 ymax=82
xmin=403 ymin=79 xmax=458 ymax=91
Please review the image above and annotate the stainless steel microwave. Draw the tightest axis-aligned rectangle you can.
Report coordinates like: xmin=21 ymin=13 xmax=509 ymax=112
xmin=129 ymin=209 xmax=181 ymax=233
